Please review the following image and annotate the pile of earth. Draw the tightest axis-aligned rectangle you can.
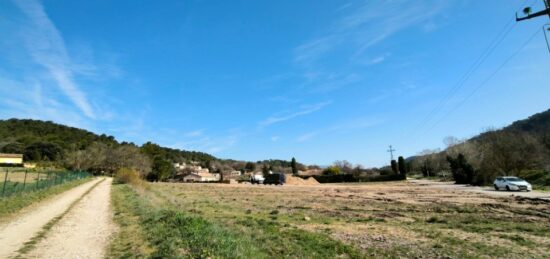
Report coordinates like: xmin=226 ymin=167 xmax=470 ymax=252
xmin=285 ymin=175 xmax=320 ymax=186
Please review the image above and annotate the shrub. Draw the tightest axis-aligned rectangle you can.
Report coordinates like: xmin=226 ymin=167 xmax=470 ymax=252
xmin=447 ymin=153 xmax=475 ymax=184
xmin=519 ymin=169 xmax=550 ymax=186
xmin=115 ymin=167 xmax=142 ymax=185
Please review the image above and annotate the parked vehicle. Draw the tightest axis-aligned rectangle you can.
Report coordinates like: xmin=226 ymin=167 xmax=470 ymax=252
xmin=493 ymin=176 xmax=532 ymax=191
xmin=250 ymin=174 xmax=265 ymax=184
xmin=264 ymin=173 xmax=286 ymax=185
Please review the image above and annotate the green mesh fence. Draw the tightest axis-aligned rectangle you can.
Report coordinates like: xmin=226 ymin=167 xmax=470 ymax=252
xmin=0 ymin=168 xmax=91 ymax=198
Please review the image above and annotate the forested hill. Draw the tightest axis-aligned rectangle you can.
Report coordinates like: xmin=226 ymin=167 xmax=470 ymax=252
xmin=472 ymin=108 xmax=550 ymax=145
xmin=0 ymin=119 xmax=118 ymax=151
xmin=505 ymin=108 xmax=550 ymax=134
xmin=0 ymin=118 xmax=216 ymax=164
xmin=409 ymin=108 xmax=550 ymax=186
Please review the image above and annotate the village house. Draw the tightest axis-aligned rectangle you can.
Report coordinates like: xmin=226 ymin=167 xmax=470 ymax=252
xmin=172 ymin=161 xmax=221 ymax=182
xmin=0 ymin=153 xmax=23 ymax=165
xmin=182 ymin=172 xmax=220 ymax=182
xmin=228 ymin=170 xmax=242 ymax=176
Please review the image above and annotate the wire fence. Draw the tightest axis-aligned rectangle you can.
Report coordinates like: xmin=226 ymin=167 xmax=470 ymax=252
xmin=0 ymin=167 xmax=91 ymax=198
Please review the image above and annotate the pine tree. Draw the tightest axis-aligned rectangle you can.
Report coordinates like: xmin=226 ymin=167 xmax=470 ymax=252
xmin=391 ymin=160 xmax=398 ymax=174
xmin=291 ymin=157 xmax=298 ymax=175
xmin=398 ymin=156 xmax=407 ymax=179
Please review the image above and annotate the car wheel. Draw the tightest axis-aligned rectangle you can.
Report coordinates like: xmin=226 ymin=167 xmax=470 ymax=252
xmin=506 ymin=185 xmax=511 ymax=191
xmin=494 ymin=184 xmax=499 ymax=191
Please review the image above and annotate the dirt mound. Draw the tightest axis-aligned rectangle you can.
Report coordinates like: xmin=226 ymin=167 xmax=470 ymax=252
xmin=285 ymin=175 xmax=319 ymax=186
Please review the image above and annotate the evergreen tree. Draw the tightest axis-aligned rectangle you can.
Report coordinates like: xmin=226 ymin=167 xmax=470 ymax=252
xmin=447 ymin=153 xmax=475 ymax=184
xmin=291 ymin=157 xmax=298 ymax=175
xmin=398 ymin=156 xmax=407 ymax=179
xmin=390 ymin=160 xmax=398 ymax=174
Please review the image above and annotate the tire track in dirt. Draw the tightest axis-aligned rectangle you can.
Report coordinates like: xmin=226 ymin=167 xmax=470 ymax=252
xmin=25 ymin=177 xmax=115 ymax=259
xmin=0 ymin=178 xmax=102 ymax=259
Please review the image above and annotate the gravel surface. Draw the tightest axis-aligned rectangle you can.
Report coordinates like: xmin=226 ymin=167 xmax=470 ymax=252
xmin=26 ymin=178 xmax=115 ymax=259
xmin=0 ymin=178 xmax=102 ymax=259
xmin=409 ymin=179 xmax=550 ymax=201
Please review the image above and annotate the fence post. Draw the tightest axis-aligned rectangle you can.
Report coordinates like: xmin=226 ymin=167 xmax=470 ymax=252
xmin=2 ymin=169 xmax=8 ymax=197
xmin=23 ymin=169 xmax=28 ymax=191
xmin=37 ymin=171 xmax=41 ymax=190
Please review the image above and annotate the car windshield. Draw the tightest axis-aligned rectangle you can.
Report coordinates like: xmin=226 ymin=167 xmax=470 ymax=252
xmin=504 ymin=177 xmax=523 ymax=182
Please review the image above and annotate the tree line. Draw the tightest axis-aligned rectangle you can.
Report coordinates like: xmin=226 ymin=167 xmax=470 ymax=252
xmin=408 ymin=108 xmax=550 ymax=185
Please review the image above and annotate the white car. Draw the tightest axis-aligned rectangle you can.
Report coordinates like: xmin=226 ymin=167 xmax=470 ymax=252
xmin=493 ymin=176 xmax=532 ymax=192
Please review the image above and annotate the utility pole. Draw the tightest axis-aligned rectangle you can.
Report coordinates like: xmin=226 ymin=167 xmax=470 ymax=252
xmin=387 ymin=145 xmax=396 ymax=161
xmin=516 ymin=0 xmax=550 ymax=21
xmin=516 ymin=1 xmax=550 ymax=53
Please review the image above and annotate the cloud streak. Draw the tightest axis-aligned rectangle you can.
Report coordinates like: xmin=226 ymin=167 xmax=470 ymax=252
xmin=293 ymin=1 xmax=452 ymax=92
xmin=259 ymin=100 xmax=333 ymax=127
xmin=295 ymin=0 xmax=450 ymax=65
xmin=296 ymin=117 xmax=385 ymax=142
xmin=13 ymin=0 xmax=95 ymax=118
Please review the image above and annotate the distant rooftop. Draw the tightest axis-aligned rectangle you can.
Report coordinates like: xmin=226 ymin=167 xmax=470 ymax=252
xmin=0 ymin=153 xmax=23 ymax=158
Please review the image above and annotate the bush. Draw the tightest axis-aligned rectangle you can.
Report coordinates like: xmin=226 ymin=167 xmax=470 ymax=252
xmin=447 ymin=154 xmax=475 ymax=184
xmin=519 ymin=169 xmax=550 ymax=186
xmin=115 ymin=168 xmax=142 ymax=185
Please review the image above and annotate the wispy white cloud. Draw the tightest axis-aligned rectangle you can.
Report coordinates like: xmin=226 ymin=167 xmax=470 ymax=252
xmin=0 ymin=76 xmax=90 ymax=128
xmin=296 ymin=117 xmax=385 ymax=142
xmin=271 ymin=136 xmax=280 ymax=142
xmin=184 ymin=129 xmax=204 ymax=138
xmin=259 ymin=100 xmax=333 ymax=127
xmin=293 ymin=0 xmax=452 ymax=92
xmin=12 ymin=0 xmax=95 ymax=118
xmin=362 ymin=53 xmax=391 ymax=66
xmin=297 ymin=131 xmax=318 ymax=142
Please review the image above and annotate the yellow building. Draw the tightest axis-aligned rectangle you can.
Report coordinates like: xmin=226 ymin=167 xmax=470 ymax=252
xmin=0 ymin=153 xmax=23 ymax=165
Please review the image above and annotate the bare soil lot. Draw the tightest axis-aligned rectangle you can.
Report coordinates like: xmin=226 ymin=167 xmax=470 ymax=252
xmin=115 ymin=180 xmax=550 ymax=258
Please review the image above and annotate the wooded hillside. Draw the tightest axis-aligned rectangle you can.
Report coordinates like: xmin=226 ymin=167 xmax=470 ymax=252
xmin=409 ymin=108 xmax=550 ymax=186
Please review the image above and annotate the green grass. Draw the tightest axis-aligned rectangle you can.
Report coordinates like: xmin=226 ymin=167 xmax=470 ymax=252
xmin=0 ymin=178 xmax=92 ymax=220
xmin=109 ymin=184 xmax=362 ymax=258
xmin=110 ymin=182 xmax=550 ymax=258
xmin=108 ymin=184 xmax=153 ymax=258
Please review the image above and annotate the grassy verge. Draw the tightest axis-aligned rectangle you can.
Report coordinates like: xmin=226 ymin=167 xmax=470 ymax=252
xmin=109 ymin=184 xmax=362 ymax=258
xmin=108 ymin=184 xmax=153 ymax=258
xmin=0 ymin=177 xmax=93 ymax=221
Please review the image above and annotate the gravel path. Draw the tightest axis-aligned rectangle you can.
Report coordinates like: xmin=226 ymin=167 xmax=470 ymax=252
xmin=409 ymin=179 xmax=550 ymax=200
xmin=26 ymin=177 xmax=115 ymax=259
xmin=0 ymin=178 xmax=102 ymax=259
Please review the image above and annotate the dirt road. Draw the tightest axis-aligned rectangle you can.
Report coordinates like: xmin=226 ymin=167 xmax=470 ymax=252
xmin=0 ymin=177 xmax=115 ymax=259
xmin=409 ymin=179 xmax=550 ymax=201
xmin=26 ymin=177 xmax=115 ymax=258
xmin=0 ymin=178 xmax=102 ymax=258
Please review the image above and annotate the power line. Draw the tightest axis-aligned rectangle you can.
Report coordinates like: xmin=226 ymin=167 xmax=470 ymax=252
xmin=409 ymin=0 xmax=535 ymax=138
xmin=423 ymin=28 xmax=542 ymax=133
xmin=410 ymin=21 xmax=516 ymax=136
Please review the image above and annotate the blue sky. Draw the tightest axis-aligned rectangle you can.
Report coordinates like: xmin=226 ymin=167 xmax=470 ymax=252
xmin=1 ymin=0 xmax=549 ymax=167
